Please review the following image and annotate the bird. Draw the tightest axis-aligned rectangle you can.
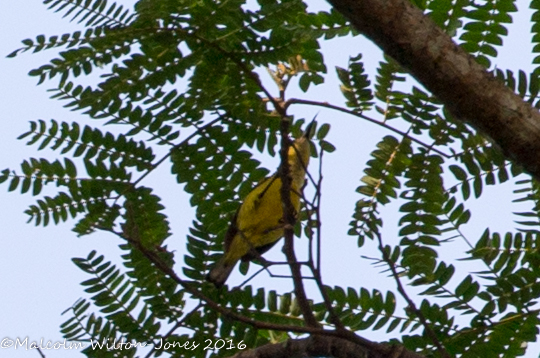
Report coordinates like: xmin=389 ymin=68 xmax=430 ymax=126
xmin=206 ymin=120 xmax=315 ymax=288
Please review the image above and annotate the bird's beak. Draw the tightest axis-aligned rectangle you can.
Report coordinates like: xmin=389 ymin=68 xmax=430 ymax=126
xmin=302 ymin=115 xmax=317 ymax=139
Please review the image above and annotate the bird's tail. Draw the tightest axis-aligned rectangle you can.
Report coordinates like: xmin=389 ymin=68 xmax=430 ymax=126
xmin=206 ymin=258 xmax=236 ymax=288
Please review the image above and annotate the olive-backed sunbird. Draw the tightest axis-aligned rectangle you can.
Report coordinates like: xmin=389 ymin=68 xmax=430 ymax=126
xmin=206 ymin=121 xmax=314 ymax=288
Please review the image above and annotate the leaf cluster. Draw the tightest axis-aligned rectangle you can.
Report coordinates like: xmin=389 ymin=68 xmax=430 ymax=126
xmin=6 ymin=0 xmax=540 ymax=357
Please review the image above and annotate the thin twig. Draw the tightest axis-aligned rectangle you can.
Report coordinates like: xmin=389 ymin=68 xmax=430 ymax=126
xmin=376 ymin=232 xmax=451 ymax=358
xmin=144 ymin=303 xmax=203 ymax=358
xmin=169 ymin=27 xmax=286 ymax=118
xmin=301 ymin=146 xmax=344 ymax=330
xmin=316 ymin=147 xmax=324 ymax=273
xmin=286 ymin=98 xmax=451 ymax=158
xmin=36 ymin=348 xmax=46 ymax=358
xmin=130 ymin=117 xmax=223 ymax=189
xmin=278 ymin=117 xmax=320 ymax=328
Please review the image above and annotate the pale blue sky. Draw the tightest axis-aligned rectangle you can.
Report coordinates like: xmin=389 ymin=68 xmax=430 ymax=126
xmin=1 ymin=1 xmax=539 ymax=357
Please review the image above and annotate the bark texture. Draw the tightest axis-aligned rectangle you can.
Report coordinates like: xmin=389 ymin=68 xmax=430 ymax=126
xmin=327 ymin=0 xmax=540 ymax=179
xmin=230 ymin=335 xmax=425 ymax=358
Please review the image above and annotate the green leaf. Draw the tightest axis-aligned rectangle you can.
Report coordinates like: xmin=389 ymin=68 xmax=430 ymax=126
xmin=449 ymin=165 xmax=467 ymax=180
xmin=320 ymin=140 xmax=336 ymax=152
xmin=317 ymin=123 xmax=331 ymax=140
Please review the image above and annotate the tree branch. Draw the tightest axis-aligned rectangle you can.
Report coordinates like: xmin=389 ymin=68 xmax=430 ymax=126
xmin=230 ymin=335 xmax=370 ymax=358
xmin=229 ymin=335 xmax=424 ymax=358
xmin=278 ymin=117 xmax=320 ymax=328
xmin=327 ymin=0 xmax=540 ymax=180
xmin=101 ymin=212 xmax=429 ymax=358
xmin=286 ymin=98 xmax=451 ymax=158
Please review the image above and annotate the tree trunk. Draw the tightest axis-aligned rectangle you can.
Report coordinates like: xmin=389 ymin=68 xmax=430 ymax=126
xmin=327 ymin=0 xmax=540 ymax=180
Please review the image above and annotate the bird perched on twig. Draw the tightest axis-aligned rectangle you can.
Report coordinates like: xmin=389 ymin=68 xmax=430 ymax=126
xmin=206 ymin=120 xmax=315 ymax=288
